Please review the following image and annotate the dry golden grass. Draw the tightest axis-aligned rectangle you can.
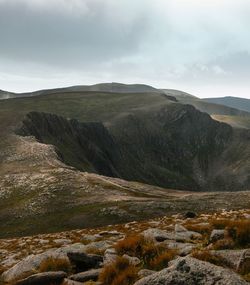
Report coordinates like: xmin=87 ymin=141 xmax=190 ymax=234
xmin=149 ymin=249 xmax=178 ymax=270
xmin=39 ymin=257 xmax=71 ymax=273
xmin=210 ymin=219 xmax=250 ymax=248
xmin=82 ymin=281 xmax=96 ymax=285
xmin=184 ymin=223 xmax=212 ymax=235
xmin=85 ymin=246 xmax=105 ymax=256
xmin=114 ymin=235 xmax=144 ymax=257
xmin=212 ymin=238 xmax=235 ymax=250
xmin=98 ymin=256 xmax=138 ymax=285
xmin=114 ymin=234 xmax=177 ymax=269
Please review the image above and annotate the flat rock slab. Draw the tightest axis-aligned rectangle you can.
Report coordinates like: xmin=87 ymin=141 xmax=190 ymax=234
xmin=67 ymin=252 xmax=103 ymax=271
xmin=134 ymin=256 xmax=249 ymax=285
xmin=16 ymin=271 xmax=67 ymax=285
xmin=70 ymin=268 xmax=101 ymax=282
xmin=143 ymin=228 xmax=175 ymax=242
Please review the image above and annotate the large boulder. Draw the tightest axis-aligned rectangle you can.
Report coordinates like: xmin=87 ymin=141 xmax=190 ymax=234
xmin=67 ymin=252 xmax=103 ymax=272
xmin=134 ymin=256 xmax=249 ymax=285
xmin=211 ymin=249 xmax=246 ymax=269
xmin=15 ymin=271 xmax=67 ymax=285
xmin=143 ymin=228 xmax=175 ymax=242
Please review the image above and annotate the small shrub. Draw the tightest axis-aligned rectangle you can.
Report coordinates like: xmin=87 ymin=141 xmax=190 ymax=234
xmin=211 ymin=219 xmax=250 ymax=248
xmin=149 ymin=249 xmax=178 ymax=270
xmin=109 ymin=267 xmax=138 ymax=285
xmin=114 ymin=234 xmax=168 ymax=268
xmin=192 ymin=250 xmax=230 ymax=267
xmin=39 ymin=257 xmax=71 ymax=273
xmin=114 ymin=235 xmax=144 ymax=257
xmin=233 ymin=221 xmax=250 ymax=247
xmin=98 ymin=256 xmax=138 ymax=285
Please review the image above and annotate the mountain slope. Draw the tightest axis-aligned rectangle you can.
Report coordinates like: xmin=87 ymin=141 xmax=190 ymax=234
xmin=1 ymin=90 xmax=249 ymax=192
xmin=204 ymin=96 xmax=250 ymax=113
xmin=0 ymin=88 xmax=250 ymax=237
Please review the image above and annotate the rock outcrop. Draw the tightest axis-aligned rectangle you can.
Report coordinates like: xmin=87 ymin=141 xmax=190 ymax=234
xmin=134 ymin=257 xmax=249 ymax=285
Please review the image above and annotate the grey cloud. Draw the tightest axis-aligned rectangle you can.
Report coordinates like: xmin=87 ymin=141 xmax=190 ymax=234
xmin=0 ymin=0 xmax=250 ymax=98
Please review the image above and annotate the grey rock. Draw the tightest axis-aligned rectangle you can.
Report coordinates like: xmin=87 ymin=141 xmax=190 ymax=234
xmin=67 ymin=252 xmax=103 ymax=271
xmin=103 ymin=248 xmax=117 ymax=266
xmin=143 ymin=228 xmax=175 ymax=242
xmin=99 ymin=230 xmax=123 ymax=236
xmin=1 ymin=250 xmax=67 ymax=283
xmin=175 ymin=224 xmax=202 ymax=242
xmin=211 ymin=249 xmax=246 ymax=269
xmin=15 ymin=271 xmax=67 ymax=285
xmin=134 ymin=256 xmax=248 ymax=285
xmin=69 ymin=268 xmax=101 ymax=282
xmin=138 ymin=269 xmax=156 ymax=278
xmin=54 ymin=239 xmax=72 ymax=245
xmin=81 ymin=234 xmax=102 ymax=243
xmin=210 ymin=229 xmax=225 ymax=243
xmin=122 ymin=254 xmax=141 ymax=266
xmin=84 ymin=240 xmax=111 ymax=253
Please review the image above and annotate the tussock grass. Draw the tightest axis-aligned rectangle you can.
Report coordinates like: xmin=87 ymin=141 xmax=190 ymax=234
xmin=114 ymin=234 xmax=177 ymax=269
xmin=149 ymin=249 xmax=178 ymax=270
xmin=39 ymin=257 xmax=71 ymax=273
xmin=98 ymin=256 xmax=138 ymax=285
xmin=211 ymin=219 xmax=250 ymax=248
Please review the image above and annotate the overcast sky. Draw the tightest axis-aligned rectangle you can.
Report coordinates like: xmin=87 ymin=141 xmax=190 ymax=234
xmin=0 ymin=0 xmax=250 ymax=98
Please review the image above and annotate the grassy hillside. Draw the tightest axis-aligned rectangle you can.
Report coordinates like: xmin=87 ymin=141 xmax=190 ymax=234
xmin=205 ymin=96 xmax=250 ymax=113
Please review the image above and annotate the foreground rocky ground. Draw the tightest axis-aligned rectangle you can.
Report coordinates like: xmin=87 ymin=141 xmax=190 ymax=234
xmin=0 ymin=209 xmax=249 ymax=285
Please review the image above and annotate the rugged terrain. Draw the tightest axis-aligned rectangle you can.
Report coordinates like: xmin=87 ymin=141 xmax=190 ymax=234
xmin=0 ymin=209 xmax=249 ymax=284
xmin=0 ymin=85 xmax=250 ymax=237
xmin=164 ymin=89 xmax=250 ymax=129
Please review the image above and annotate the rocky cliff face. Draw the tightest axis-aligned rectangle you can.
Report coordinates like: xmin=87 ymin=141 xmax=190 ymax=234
xmin=17 ymin=112 xmax=121 ymax=178
xmin=17 ymin=103 xmax=246 ymax=192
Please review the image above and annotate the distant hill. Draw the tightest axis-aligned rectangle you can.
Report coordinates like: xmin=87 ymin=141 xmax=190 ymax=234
xmin=204 ymin=96 xmax=250 ymax=113
xmin=0 ymin=83 xmax=160 ymax=100
xmin=1 ymin=83 xmax=250 ymax=130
